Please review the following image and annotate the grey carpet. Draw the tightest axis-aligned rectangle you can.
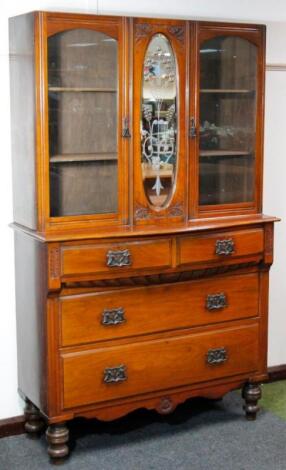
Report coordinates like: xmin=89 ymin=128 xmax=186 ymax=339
xmin=0 ymin=391 xmax=285 ymax=470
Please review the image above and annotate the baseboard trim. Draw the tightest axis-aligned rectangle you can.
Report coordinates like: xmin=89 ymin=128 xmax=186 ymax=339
xmin=1 ymin=366 xmax=286 ymax=439
xmin=0 ymin=415 xmax=25 ymax=439
xmin=267 ymin=364 xmax=286 ymax=383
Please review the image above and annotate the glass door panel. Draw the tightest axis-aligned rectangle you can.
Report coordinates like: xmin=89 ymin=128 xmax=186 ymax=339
xmin=48 ymin=29 xmax=118 ymax=217
xmin=199 ymin=36 xmax=257 ymax=206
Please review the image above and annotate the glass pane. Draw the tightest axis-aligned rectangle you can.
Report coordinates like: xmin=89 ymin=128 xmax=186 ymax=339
xmin=48 ymin=29 xmax=118 ymax=217
xmin=141 ymin=34 xmax=177 ymax=208
xmin=199 ymin=36 xmax=257 ymax=206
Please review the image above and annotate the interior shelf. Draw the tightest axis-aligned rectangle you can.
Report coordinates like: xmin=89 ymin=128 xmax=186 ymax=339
xmin=48 ymin=87 xmax=117 ymax=92
xmin=50 ymin=153 xmax=118 ymax=163
xmin=199 ymin=150 xmax=252 ymax=157
xmin=200 ymin=89 xmax=254 ymax=94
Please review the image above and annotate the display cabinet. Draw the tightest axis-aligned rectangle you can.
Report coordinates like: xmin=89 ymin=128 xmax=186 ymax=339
xmin=9 ymin=11 xmax=278 ymax=460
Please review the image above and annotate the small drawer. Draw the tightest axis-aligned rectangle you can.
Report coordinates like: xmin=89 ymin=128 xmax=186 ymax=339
xmin=61 ymin=238 xmax=172 ymax=278
xmin=60 ymin=272 xmax=259 ymax=347
xmin=178 ymin=229 xmax=264 ymax=266
xmin=62 ymin=323 xmax=259 ymax=409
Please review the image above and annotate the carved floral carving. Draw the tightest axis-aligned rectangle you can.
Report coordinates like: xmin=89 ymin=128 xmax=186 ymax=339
xmin=167 ymin=26 xmax=185 ymax=43
xmin=135 ymin=23 xmax=153 ymax=40
xmin=135 ymin=202 xmax=184 ymax=219
xmin=49 ymin=247 xmax=60 ymax=279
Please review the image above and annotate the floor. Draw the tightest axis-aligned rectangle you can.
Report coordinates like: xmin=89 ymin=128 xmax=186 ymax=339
xmin=0 ymin=382 xmax=286 ymax=470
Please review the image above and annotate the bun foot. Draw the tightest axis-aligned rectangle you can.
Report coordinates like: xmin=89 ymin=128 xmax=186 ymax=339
xmin=24 ymin=400 xmax=45 ymax=434
xmin=46 ymin=423 xmax=69 ymax=460
xmin=242 ymin=383 xmax=262 ymax=421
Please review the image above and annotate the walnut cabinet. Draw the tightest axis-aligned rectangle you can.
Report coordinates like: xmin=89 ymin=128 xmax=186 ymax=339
xmin=9 ymin=11 xmax=278 ymax=460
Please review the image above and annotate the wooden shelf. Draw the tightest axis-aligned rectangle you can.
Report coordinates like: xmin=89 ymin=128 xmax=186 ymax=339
xmin=50 ymin=153 xmax=118 ymax=163
xmin=48 ymin=87 xmax=117 ymax=93
xmin=200 ymin=89 xmax=254 ymax=94
xmin=200 ymin=150 xmax=252 ymax=157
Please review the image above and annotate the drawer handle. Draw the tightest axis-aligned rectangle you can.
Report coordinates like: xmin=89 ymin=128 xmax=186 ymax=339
xmin=103 ymin=365 xmax=127 ymax=384
xmin=101 ymin=307 xmax=126 ymax=326
xmin=206 ymin=293 xmax=227 ymax=311
xmin=206 ymin=347 xmax=228 ymax=365
xmin=215 ymin=238 xmax=235 ymax=256
xmin=106 ymin=249 xmax=132 ymax=267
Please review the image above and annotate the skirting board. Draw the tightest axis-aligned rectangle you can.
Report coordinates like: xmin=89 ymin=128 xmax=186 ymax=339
xmin=1 ymin=365 xmax=286 ymax=439
xmin=0 ymin=415 xmax=25 ymax=439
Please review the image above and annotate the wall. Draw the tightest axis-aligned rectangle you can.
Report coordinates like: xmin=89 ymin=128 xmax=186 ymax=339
xmin=0 ymin=0 xmax=285 ymax=420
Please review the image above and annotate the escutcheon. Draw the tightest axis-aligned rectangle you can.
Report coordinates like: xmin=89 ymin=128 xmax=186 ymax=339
xmin=106 ymin=249 xmax=132 ymax=267
xmin=207 ymin=347 xmax=228 ymax=365
xmin=101 ymin=307 xmax=126 ymax=326
xmin=215 ymin=239 xmax=235 ymax=256
xmin=206 ymin=293 xmax=227 ymax=311
xmin=103 ymin=365 xmax=127 ymax=384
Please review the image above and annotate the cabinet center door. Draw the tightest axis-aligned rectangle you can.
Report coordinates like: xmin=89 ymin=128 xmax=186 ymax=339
xmin=133 ymin=20 xmax=187 ymax=224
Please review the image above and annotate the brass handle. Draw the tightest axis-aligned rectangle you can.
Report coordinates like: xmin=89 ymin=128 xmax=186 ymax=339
xmin=189 ymin=117 xmax=196 ymax=138
xmin=101 ymin=307 xmax=126 ymax=326
xmin=206 ymin=293 xmax=227 ymax=311
xmin=103 ymin=365 xmax=127 ymax=384
xmin=215 ymin=238 xmax=235 ymax=256
xmin=206 ymin=347 xmax=228 ymax=365
xmin=106 ymin=249 xmax=132 ymax=267
xmin=122 ymin=117 xmax=131 ymax=138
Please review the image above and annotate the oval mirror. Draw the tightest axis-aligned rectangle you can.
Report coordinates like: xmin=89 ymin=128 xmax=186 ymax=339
xmin=141 ymin=34 xmax=177 ymax=208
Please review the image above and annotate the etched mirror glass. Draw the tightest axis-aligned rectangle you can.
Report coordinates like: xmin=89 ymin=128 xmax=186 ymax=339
xmin=141 ymin=34 xmax=177 ymax=208
xmin=48 ymin=29 xmax=118 ymax=217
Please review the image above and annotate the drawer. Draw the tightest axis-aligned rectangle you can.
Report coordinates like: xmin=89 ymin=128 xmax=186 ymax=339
xmin=62 ymin=323 xmax=259 ymax=409
xmin=178 ymin=229 xmax=264 ymax=266
xmin=60 ymin=273 xmax=259 ymax=346
xmin=61 ymin=238 xmax=172 ymax=278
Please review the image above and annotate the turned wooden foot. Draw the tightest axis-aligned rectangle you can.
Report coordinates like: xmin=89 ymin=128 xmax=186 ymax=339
xmin=24 ymin=400 xmax=45 ymax=434
xmin=242 ymin=383 xmax=262 ymax=421
xmin=46 ymin=423 xmax=69 ymax=459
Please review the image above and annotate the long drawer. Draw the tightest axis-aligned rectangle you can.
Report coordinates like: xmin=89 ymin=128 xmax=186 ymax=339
xmin=62 ymin=323 xmax=259 ymax=409
xmin=178 ymin=229 xmax=264 ymax=266
xmin=60 ymin=272 xmax=259 ymax=347
xmin=61 ymin=238 xmax=172 ymax=278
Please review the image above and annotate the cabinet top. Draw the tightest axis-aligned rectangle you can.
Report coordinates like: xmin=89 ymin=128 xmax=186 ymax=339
xmin=9 ymin=11 xmax=267 ymax=30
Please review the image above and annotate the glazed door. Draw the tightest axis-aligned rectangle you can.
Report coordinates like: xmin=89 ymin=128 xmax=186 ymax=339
xmin=133 ymin=19 xmax=187 ymax=224
xmin=196 ymin=24 xmax=265 ymax=216
xmin=44 ymin=15 xmax=128 ymax=228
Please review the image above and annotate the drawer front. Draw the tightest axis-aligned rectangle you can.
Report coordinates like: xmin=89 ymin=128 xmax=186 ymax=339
xmin=61 ymin=238 xmax=172 ymax=277
xmin=60 ymin=273 xmax=259 ymax=346
xmin=178 ymin=229 xmax=264 ymax=266
xmin=62 ymin=324 xmax=259 ymax=409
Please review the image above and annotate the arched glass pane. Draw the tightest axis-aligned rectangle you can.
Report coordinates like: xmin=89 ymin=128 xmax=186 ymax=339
xmin=48 ymin=29 xmax=118 ymax=217
xmin=141 ymin=34 xmax=177 ymax=208
xmin=199 ymin=36 xmax=257 ymax=206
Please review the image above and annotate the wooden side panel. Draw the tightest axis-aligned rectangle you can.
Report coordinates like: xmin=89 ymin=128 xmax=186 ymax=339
xmin=60 ymin=272 xmax=259 ymax=346
xmin=62 ymin=323 xmax=259 ymax=409
xmin=9 ymin=13 xmax=37 ymax=229
xmin=14 ymin=232 xmax=48 ymax=411
xmin=178 ymin=228 xmax=264 ymax=265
